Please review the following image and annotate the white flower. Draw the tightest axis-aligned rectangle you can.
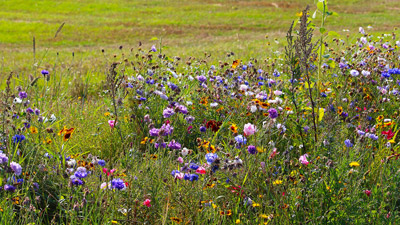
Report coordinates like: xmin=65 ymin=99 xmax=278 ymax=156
xmin=13 ymin=98 xmax=22 ymax=104
xmin=250 ymin=105 xmax=257 ymax=113
xmin=210 ymin=102 xmax=218 ymax=107
xmin=361 ymin=70 xmax=370 ymax=77
xmin=239 ymin=84 xmax=248 ymax=91
xmin=186 ymin=101 xmax=193 ymax=105
xmin=181 ymin=148 xmax=189 ymax=157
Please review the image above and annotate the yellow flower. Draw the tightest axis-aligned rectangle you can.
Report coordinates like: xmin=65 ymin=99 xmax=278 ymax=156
xmin=170 ymin=217 xmax=182 ymax=224
xmin=230 ymin=124 xmax=238 ymax=133
xmin=111 ymin=221 xmax=119 ymax=224
xmin=273 ymin=179 xmax=283 ymax=185
xmin=30 ymin=126 xmax=38 ymax=134
xmin=296 ymin=12 xmax=303 ymax=17
xmin=252 ymin=202 xmax=261 ymax=207
xmin=236 ymin=219 xmax=241 ymax=224
xmin=260 ymin=214 xmax=269 ymax=219
xmin=104 ymin=112 xmax=110 ymax=117
xmin=212 ymin=203 xmax=217 ymax=209
xmin=349 ymin=162 xmax=360 ymax=167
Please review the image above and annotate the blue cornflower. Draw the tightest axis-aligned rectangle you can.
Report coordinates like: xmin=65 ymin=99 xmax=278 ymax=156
xmin=344 ymin=139 xmax=353 ymax=148
xmin=98 ymin=160 xmax=106 ymax=167
xmin=189 ymin=174 xmax=199 ymax=181
xmin=12 ymin=134 xmax=25 ymax=144
xmin=205 ymin=153 xmax=218 ymax=164
xmin=189 ymin=163 xmax=199 ymax=170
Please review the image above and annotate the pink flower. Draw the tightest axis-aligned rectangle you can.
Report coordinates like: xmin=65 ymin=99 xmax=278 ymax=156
xmin=175 ymin=172 xmax=184 ymax=180
xmin=143 ymin=199 xmax=151 ymax=207
xmin=299 ymin=154 xmax=309 ymax=165
xmin=177 ymin=157 xmax=184 ymax=164
xmin=195 ymin=166 xmax=206 ymax=174
xmin=364 ymin=190 xmax=371 ymax=197
xmin=108 ymin=120 xmax=116 ymax=128
xmin=268 ymin=148 xmax=279 ymax=159
xmin=243 ymin=123 xmax=256 ymax=136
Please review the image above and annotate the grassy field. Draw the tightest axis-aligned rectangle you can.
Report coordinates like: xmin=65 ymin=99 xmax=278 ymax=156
xmin=1 ymin=1 xmax=400 ymax=224
xmin=0 ymin=0 xmax=399 ymax=57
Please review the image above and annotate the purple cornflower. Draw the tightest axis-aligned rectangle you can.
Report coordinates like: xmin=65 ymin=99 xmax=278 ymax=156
xmin=185 ymin=116 xmax=195 ymax=124
xmin=196 ymin=75 xmax=207 ymax=83
xmin=268 ymin=108 xmax=279 ymax=119
xmin=149 ymin=128 xmax=160 ymax=137
xmin=168 ymin=140 xmax=181 ymax=150
xmin=10 ymin=161 xmax=22 ymax=175
xmin=176 ymin=105 xmax=188 ymax=114
xmin=205 ymin=153 xmax=218 ymax=164
xmin=200 ymin=126 xmax=207 ymax=132
xmin=247 ymin=145 xmax=257 ymax=155
xmin=74 ymin=167 xmax=88 ymax=179
xmin=19 ymin=92 xmax=27 ymax=99
xmin=4 ymin=184 xmax=16 ymax=192
xmin=155 ymin=142 xmax=167 ymax=149
xmin=26 ymin=108 xmax=34 ymax=114
xmin=41 ymin=70 xmax=49 ymax=75
xmin=70 ymin=175 xmax=83 ymax=185
xmin=34 ymin=108 xmax=40 ymax=115
xmin=160 ymin=123 xmax=173 ymax=136
xmin=111 ymin=178 xmax=126 ymax=190
xmin=344 ymin=139 xmax=353 ymax=148
xmin=163 ymin=107 xmax=175 ymax=118
xmin=0 ymin=152 xmax=8 ymax=164
xmin=151 ymin=45 xmax=157 ymax=52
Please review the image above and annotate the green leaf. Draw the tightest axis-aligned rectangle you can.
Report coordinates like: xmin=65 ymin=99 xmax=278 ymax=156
xmin=323 ymin=54 xmax=330 ymax=58
xmin=320 ymin=27 xmax=327 ymax=34
xmin=150 ymin=37 xmax=158 ymax=41
xmin=317 ymin=1 xmax=326 ymax=12
xmin=328 ymin=31 xmax=340 ymax=37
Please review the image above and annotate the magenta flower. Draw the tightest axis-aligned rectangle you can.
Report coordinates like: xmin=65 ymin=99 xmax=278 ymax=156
xmin=143 ymin=199 xmax=151 ymax=207
xmin=299 ymin=154 xmax=309 ymax=166
xmin=364 ymin=190 xmax=371 ymax=197
xmin=108 ymin=120 xmax=116 ymax=128
xmin=195 ymin=166 xmax=206 ymax=174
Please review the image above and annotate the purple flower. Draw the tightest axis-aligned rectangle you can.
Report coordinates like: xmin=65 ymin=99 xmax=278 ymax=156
xmin=19 ymin=92 xmax=27 ymax=99
xmin=26 ymin=108 xmax=34 ymax=114
xmin=189 ymin=174 xmax=199 ymax=181
xmin=171 ymin=170 xmax=180 ymax=177
xmin=247 ymin=145 xmax=257 ymax=155
xmin=4 ymin=184 xmax=16 ymax=192
xmin=185 ymin=116 xmax=195 ymax=124
xmin=268 ymin=108 xmax=279 ymax=119
xmin=205 ymin=153 xmax=218 ymax=164
xmin=151 ymin=45 xmax=157 ymax=52
xmin=155 ymin=142 xmax=167 ymax=149
xmin=344 ymin=139 xmax=353 ymax=148
xmin=168 ymin=140 xmax=181 ymax=150
xmin=111 ymin=178 xmax=126 ymax=190
xmin=160 ymin=123 xmax=173 ymax=136
xmin=34 ymin=108 xmax=40 ymax=116
xmin=41 ymin=70 xmax=49 ymax=75
xmin=163 ymin=107 xmax=175 ymax=118
xmin=177 ymin=105 xmax=188 ymax=114
xmin=189 ymin=163 xmax=199 ymax=170
xmin=98 ymin=160 xmax=106 ymax=167
xmin=70 ymin=176 xmax=83 ymax=185
xmin=0 ymin=153 xmax=8 ymax=164
xmin=74 ymin=167 xmax=88 ymax=179
xmin=10 ymin=161 xmax=22 ymax=176
xmin=149 ymin=128 xmax=160 ymax=137
xmin=200 ymin=126 xmax=207 ymax=132
xmin=196 ymin=75 xmax=207 ymax=83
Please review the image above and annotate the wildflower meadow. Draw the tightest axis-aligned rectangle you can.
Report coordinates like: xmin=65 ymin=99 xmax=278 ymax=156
xmin=1 ymin=0 xmax=400 ymax=224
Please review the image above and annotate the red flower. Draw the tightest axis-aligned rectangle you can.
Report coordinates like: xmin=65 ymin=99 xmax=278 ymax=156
xmin=382 ymin=129 xmax=395 ymax=140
